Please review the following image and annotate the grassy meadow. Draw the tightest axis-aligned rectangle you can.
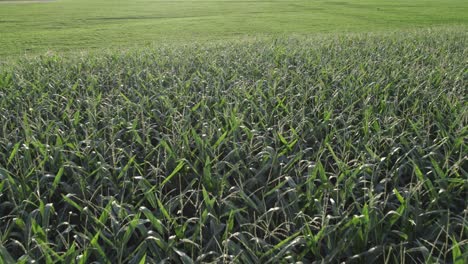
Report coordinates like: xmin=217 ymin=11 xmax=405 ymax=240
xmin=0 ymin=0 xmax=468 ymax=263
xmin=0 ymin=0 xmax=468 ymax=56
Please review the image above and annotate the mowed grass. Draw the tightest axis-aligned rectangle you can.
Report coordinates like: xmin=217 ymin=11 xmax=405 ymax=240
xmin=1 ymin=0 xmax=468 ymax=57
xmin=0 ymin=29 xmax=467 ymax=263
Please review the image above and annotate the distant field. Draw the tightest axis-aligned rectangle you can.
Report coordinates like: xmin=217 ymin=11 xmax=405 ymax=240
xmin=0 ymin=0 xmax=468 ymax=56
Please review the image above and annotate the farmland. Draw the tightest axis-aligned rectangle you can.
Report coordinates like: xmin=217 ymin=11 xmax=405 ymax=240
xmin=0 ymin=0 xmax=468 ymax=57
xmin=1 ymin=0 xmax=468 ymax=263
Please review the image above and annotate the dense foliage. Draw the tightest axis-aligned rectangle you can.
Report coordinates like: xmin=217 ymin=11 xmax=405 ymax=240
xmin=0 ymin=30 xmax=467 ymax=263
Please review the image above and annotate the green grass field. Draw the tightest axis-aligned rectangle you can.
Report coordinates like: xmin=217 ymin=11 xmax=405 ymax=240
xmin=0 ymin=0 xmax=467 ymax=263
xmin=1 ymin=0 xmax=468 ymax=57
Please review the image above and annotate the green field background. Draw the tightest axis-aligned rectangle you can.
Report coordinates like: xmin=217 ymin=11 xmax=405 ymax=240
xmin=1 ymin=0 xmax=467 ymax=56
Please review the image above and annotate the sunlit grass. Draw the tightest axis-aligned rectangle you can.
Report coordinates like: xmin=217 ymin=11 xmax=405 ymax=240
xmin=1 ymin=0 xmax=468 ymax=56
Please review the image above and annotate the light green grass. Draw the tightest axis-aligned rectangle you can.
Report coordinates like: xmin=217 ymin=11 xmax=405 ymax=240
xmin=0 ymin=29 xmax=467 ymax=263
xmin=1 ymin=0 xmax=468 ymax=57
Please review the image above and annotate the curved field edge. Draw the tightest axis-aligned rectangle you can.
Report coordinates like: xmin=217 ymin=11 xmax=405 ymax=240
xmin=0 ymin=29 xmax=467 ymax=263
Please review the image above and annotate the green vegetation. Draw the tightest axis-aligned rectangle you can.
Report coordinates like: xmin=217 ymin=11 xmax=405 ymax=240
xmin=1 ymin=0 xmax=467 ymax=262
xmin=1 ymin=0 xmax=468 ymax=57
xmin=0 ymin=29 xmax=467 ymax=262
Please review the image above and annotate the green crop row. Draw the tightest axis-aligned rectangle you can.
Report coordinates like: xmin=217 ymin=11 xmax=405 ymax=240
xmin=0 ymin=29 xmax=467 ymax=263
